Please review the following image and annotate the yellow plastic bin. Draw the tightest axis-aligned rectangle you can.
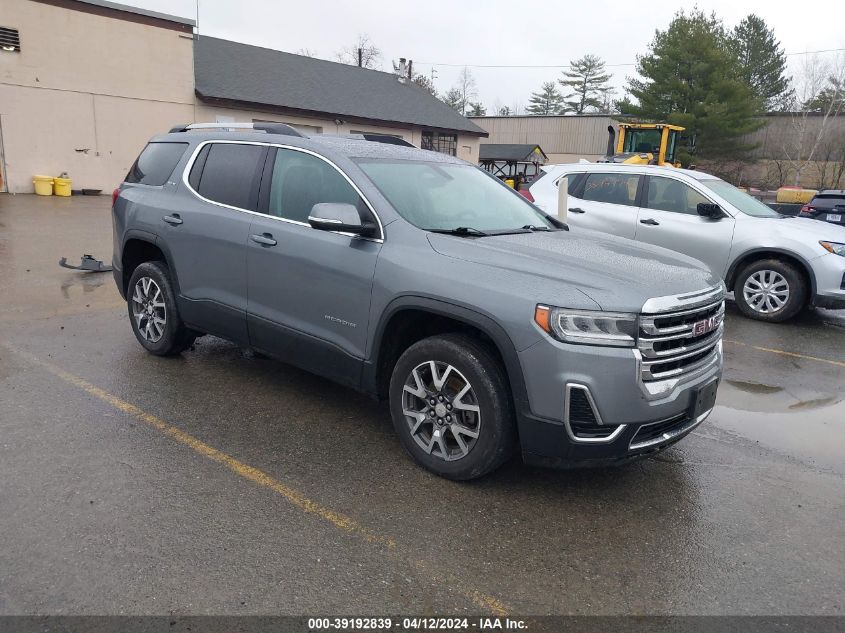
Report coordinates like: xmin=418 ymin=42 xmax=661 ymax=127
xmin=33 ymin=175 xmax=54 ymax=196
xmin=53 ymin=176 xmax=72 ymax=197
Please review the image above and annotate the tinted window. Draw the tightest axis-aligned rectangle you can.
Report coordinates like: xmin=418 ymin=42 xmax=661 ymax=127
xmin=581 ymin=173 xmax=640 ymax=206
xmin=188 ymin=144 xmax=210 ymax=190
xmin=125 ymin=142 xmax=187 ymax=186
xmin=196 ymin=143 xmax=265 ymax=210
xmin=812 ymin=194 xmax=845 ymax=208
xmin=647 ymin=176 xmax=710 ymax=215
xmin=268 ymin=149 xmax=361 ymax=223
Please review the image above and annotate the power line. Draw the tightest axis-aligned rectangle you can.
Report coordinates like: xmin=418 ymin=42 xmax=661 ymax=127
xmin=416 ymin=47 xmax=845 ymax=70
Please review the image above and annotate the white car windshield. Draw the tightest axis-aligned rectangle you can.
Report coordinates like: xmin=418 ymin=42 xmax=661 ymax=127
xmin=700 ymin=179 xmax=781 ymax=218
xmin=357 ymin=160 xmax=557 ymax=233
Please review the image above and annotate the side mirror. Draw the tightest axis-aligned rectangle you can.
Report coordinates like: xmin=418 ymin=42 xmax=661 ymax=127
xmin=308 ymin=202 xmax=376 ymax=236
xmin=697 ymin=202 xmax=723 ymax=219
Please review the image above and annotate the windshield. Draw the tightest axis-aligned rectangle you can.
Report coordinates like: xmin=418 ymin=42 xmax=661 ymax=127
xmin=623 ymin=129 xmax=662 ymax=154
xmin=700 ymin=179 xmax=781 ymax=218
xmin=357 ymin=160 xmax=555 ymax=232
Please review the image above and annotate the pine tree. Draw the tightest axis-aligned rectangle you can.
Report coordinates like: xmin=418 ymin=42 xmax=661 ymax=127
xmin=412 ymin=74 xmax=437 ymax=97
xmin=559 ymin=55 xmax=612 ymax=114
xmin=730 ymin=14 xmax=792 ymax=111
xmin=442 ymin=88 xmax=464 ymax=113
xmin=625 ymin=10 xmax=764 ymax=161
xmin=526 ymin=82 xmax=564 ymax=115
xmin=467 ymin=102 xmax=487 ymax=116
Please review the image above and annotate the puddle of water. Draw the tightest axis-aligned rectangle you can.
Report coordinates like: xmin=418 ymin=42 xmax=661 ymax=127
xmin=710 ymin=380 xmax=845 ymax=472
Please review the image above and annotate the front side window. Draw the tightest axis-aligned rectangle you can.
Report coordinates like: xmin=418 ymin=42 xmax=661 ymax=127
xmin=194 ymin=143 xmax=265 ymax=210
xmin=581 ymin=173 xmax=640 ymax=207
xmin=268 ymin=148 xmax=361 ymax=223
xmin=358 ymin=160 xmax=555 ymax=232
xmin=646 ymin=176 xmax=711 ymax=215
xmin=126 ymin=142 xmax=188 ymax=186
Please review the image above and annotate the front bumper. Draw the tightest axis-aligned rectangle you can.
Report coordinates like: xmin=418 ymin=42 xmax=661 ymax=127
xmin=811 ymin=253 xmax=845 ymax=310
xmin=516 ymin=337 xmax=722 ymax=467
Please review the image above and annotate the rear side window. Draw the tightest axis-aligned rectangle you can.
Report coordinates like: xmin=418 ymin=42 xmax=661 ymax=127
xmin=581 ymin=173 xmax=640 ymax=206
xmin=267 ymin=148 xmax=361 ymax=223
xmin=125 ymin=142 xmax=187 ymax=185
xmin=194 ymin=143 xmax=265 ymax=210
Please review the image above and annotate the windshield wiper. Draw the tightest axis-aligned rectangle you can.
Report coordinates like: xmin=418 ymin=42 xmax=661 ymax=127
xmin=521 ymin=224 xmax=553 ymax=232
xmin=428 ymin=226 xmax=489 ymax=237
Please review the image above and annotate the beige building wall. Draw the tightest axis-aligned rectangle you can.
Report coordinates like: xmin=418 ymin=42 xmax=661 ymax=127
xmin=0 ymin=0 xmax=195 ymax=192
xmin=194 ymin=102 xmax=481 ymax=163
xmin=472 ymin=115 xmax=613 ymax=160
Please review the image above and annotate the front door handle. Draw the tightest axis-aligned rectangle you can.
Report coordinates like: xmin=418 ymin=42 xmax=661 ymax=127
xmin=569 ymin=207 xmax=586 ymax=214
xmin=250 ymin=233 xmax=277 ymax=246
xmin=640 ymin=218 xmax=660 ymax=226
xmin=163 ymin=214 xmax=183 ymax=225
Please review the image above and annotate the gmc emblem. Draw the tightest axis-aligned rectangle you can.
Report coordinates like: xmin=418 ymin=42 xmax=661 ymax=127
xmin=692 ymin=316 xmax=719 ymax=336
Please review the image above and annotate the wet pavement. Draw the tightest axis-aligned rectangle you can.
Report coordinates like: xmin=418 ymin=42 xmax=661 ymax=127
xmin=1 ymin=194 xmax=843 ymax=615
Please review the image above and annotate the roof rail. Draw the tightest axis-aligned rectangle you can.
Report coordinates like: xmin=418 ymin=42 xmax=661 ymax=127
xmin=334 ymin=133 xmax=415 ymax=148
xmin=167 ymin=122 xmax=305 ymax=137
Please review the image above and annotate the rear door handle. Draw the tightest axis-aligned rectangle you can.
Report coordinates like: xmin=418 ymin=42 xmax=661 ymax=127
xmin=162 ymin=214 xmax=183 ymax=225
xmin=640 ymin=218 xmax=660 ymax=226
xmin=250 ymin=233 xmax=277 ymax=246
xmin=569 ymin=207 xmax=586 ymax=214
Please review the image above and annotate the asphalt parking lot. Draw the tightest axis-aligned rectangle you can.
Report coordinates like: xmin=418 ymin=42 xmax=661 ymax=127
xmin=1 ymin=194 xmax=843 ymax=616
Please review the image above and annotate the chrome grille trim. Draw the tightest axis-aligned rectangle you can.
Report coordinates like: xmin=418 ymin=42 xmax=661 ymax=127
xmin=563 ymin=383 xmax=626 ymax=444
xmin=637 ymin=285 xmax=725 ymax=396
xmin=629 ymin=407 xmax=714 ymax=451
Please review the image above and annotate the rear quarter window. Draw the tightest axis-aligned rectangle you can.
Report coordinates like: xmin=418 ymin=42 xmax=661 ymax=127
xmin=125 ymin=142 xmax=188 ymax=186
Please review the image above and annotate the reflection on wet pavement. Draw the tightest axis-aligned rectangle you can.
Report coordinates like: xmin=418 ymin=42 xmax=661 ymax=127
xmin=711 ymin=379 xmax=845 ymax=472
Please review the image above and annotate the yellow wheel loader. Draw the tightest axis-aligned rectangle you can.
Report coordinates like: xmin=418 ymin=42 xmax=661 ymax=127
xmin=602 ymin=123 xmax=685 ymax=168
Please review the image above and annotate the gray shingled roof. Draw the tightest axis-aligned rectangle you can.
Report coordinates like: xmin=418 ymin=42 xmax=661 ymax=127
xmin=194 ymin=37 xmax=487 ymax=137
xmin=478 ymin=144 xmax=548 ymax=162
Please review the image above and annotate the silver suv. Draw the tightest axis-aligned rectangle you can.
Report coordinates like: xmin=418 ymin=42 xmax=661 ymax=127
xmin=530 ymin=163 xmax=845 ymax=321
xmin=113 ymin=123 xmax=724 ymax=479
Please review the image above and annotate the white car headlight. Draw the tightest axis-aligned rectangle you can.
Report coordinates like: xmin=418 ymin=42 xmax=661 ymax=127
xmin=820 ymin=241 xmax=845 ymax=257
xmin=534 ymin=305 xmax=638 ymax=347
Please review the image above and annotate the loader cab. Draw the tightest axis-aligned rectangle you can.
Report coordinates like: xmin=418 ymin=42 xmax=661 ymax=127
xmin=616 ymin=124 xmax=683 ymax=167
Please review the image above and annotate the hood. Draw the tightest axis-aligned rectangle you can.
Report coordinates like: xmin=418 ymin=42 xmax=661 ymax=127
xmin=751 ymin=215 xmax=845 ymax=243
xmin=427 ymin=228 xmax=719 ymax=312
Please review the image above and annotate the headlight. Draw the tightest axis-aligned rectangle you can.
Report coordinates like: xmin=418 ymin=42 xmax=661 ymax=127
xmin=534 ymin=305 xmax=638 ymax=347
xmin=820 ymin=241 xmax=845 ymax=257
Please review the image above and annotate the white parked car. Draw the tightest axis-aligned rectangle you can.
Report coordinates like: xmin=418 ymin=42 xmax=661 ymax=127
xmin=529 ymin=163 xmax=845 ymax=322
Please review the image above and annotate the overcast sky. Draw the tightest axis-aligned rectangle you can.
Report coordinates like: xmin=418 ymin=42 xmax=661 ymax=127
xmin=135 ymin=0 xmax=843 ymax=112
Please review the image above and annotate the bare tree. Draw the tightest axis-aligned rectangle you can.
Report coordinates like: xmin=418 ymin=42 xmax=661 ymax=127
xmin=455 ymin=67 xmax=477 ymax=116
xmin=336 ymin=34 xmax=382 ymax=70
xmin=296 ymin=47 xmax=318 ymax=58
xmin=782 ymin=53 xmax=845 ymax=185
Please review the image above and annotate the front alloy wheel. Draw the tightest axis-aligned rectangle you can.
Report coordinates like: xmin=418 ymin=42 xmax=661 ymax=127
xmin=401 ymin=360 xmax=482 ymax=461
xmin=734 ymin=258 xmax=807 ymax=322
xmin=389 ymin=333 xmax=515 ymax=480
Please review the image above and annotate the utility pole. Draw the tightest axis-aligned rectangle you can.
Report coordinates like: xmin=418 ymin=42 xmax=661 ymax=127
xmin=357 ymin=48 xmax=362 ymax=67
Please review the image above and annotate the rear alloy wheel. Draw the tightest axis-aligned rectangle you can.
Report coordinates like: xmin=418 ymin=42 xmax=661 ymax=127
xmin=734 ymin=258 xmax=807 ymax=322
xmin=127 ymin=261 xmax=197 ymax=355
xmin=389 ymin=333 xmax=515 ymax=480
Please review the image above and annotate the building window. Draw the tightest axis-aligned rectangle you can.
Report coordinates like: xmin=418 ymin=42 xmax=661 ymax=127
xmin=0 ymin=26 xmax=21 ymax=52
xmin=421 ymin=131 xmax=457 ymax=156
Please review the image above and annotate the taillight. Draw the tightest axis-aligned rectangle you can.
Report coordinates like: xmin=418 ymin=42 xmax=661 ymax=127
xmin=112 ymin=188 xmax=120 ymax=207
xmin=799 ymin=205 xmax=813 ymax=215
xmin=519 ymin=189 xmax=535 ymax=202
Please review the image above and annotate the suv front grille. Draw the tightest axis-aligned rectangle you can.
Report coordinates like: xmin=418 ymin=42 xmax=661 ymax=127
xmin=639 ymin=288 xmax=724 ymax=385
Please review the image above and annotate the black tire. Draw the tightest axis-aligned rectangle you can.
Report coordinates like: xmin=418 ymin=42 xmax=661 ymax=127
xmin=126 ymin=261 xmax=196 ymax=356
xmin=734 ymin=258 xmax=807 ymax=323
xmin=388 ymin=333 xmax=515 ymax=480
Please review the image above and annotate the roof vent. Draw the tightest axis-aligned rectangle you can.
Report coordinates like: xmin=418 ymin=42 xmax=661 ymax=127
xmin=0 ymin=26 xmax=21 ymax=52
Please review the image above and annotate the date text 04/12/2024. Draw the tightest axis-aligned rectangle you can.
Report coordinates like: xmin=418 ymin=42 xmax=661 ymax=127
xmin=306 ymin=617 xmax=527 ymax=630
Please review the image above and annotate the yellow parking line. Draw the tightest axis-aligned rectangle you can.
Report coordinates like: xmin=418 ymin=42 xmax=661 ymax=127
xmin=724 ymin=339 xmax=845 ymax=369
xmin=5 ymin=345 xmax=509 ymax=616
